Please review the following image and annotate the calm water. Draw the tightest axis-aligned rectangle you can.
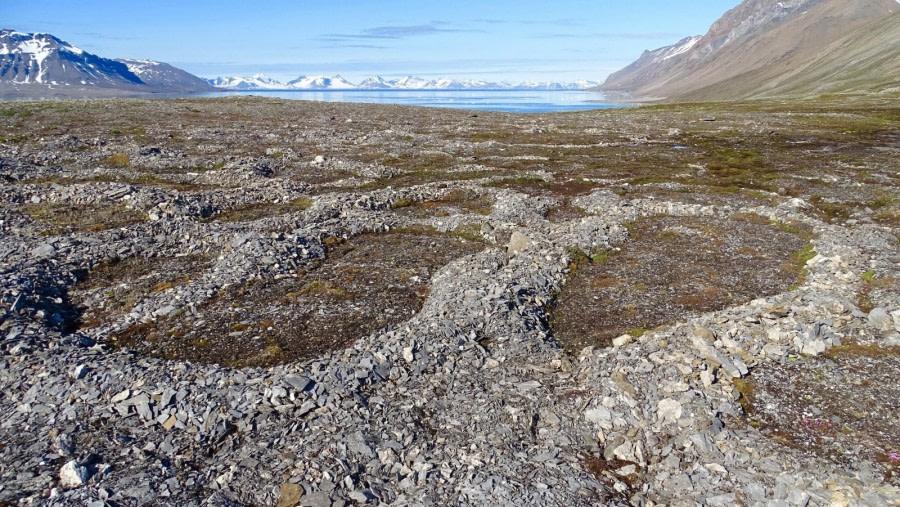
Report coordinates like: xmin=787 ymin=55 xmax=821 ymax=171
xmin=199 ymin=89 xmax=626 ymax=113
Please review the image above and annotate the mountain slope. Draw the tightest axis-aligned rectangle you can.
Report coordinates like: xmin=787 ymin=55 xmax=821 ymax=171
xmin=118 ymin=59 xmax=214 ymax=93
xmin=0 ymin=29 xmax=213 ymax=98
xmin=1 ymin=29 xmax=142 ymax=88
xmin=597 ymin=0 xmax=900 ymax=100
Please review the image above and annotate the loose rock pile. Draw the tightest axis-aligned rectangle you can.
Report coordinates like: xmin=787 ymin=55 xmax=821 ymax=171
xmin=0 ymin=98 xmax=897 ymax=506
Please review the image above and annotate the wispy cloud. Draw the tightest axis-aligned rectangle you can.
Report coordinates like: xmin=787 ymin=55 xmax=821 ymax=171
xmin=472 ymin=18 xmax=585 ymax=27
xmin=532 ymin=31 xmax=682 ymax=40
xmin=594 ymin=32 xmax=682 ymax=39
xmin=320 ymin=22 xmax=482 ymax=43
xmin=327 ymin=43 xmax=389 ymax=49
xmin=76 ymin=32 xmax=139 ymax=41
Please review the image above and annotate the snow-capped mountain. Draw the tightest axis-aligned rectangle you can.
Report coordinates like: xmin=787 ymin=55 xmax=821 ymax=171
xmin=357 ymin=75 xmax=393 ymax=89
xmin=207 ymin=74 xmax=283 ymax=90
xmin=518 ymin=80 xmax=599 ymax=90
xmin=1 ymin=29 xmax=141 ymax=88
xmin=116 ymin=58 xmax=213 ymax=92
xmin=209 ymin=73 xmax=600 ymax=91
xmin=0 ymin=29 xmax=212 ymax=97
xmin=286 ymin=75 xmax=357 ymax=89
xmin=388 ymin=76 xmax=431 ymax=89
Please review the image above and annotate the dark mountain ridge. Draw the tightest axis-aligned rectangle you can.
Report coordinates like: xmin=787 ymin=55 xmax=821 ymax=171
xmin=0 ymin=29 xmax=213 ymax=99
xmin=596 ymin=0 xmax=900 ymax=101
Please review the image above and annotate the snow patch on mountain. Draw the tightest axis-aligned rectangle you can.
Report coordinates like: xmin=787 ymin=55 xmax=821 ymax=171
xmin=208 ymin=74 xmax=284 ymax=90
xmin=654 ymin=36 xmax=703 ymax=63
xmin=1 ymin=29 xmax=212 ymax=95
xmin=209 ymin=73 xmax=601 ymax=91
xmin=120 ymin=59 xmax=162 ymax=78
xmin=286 ymin=75 xmax=358 ymax=89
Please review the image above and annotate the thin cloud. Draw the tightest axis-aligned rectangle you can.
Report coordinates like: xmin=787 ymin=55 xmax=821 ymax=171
xmin=322 ymin=43 xmax=389 ymax=49
xmin=321 ymin=23 xmax=482 ymax=42
xmin=76 ymin=32 xmax=139 ymax=41
xmin=472 ymin=18 xmax=585 ymax=27
xmin=594 ymin=32 xmax=683 ymax=39
xmin=533 ymin=31 xmax=683 ymax=40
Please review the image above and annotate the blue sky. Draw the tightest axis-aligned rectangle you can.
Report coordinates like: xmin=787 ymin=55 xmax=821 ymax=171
xmin=6 ymin=1 xmax=740 ymax=82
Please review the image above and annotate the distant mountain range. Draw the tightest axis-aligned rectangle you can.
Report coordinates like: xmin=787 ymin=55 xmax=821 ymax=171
xmin=595 ymin=0 xmax=900 ymax=100
xmin=8 ymin=1 xmax=898 ymax=105
xmin=0 ymin=29 xmax=599 ymax=99
xmin=0 ymin=29 xmax=213 ymax=98
xmin=208 ymin=74 xmax=600 ymax=91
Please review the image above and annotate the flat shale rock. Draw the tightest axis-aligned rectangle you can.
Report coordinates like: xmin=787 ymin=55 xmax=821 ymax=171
xmin=0 ymin=97 xmax=897 ymax=505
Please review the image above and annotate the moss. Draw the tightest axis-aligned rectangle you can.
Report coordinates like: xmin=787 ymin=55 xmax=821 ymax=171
xmin=449 ymin=224 xmax=485 ymax=243
xmin=732 ymin=212 xmax=771 ymax=225
xmin=788 ymin=243 xmax=817 ymax=290
xmin=566 ymin=247 xmax=592 ymax=270
xmin=104 ymin=153 xmax=130 ymax=167
xmin=627 ymin=326 xmax=646 ymax=338
xmin=391 ymin=198 xmax=414 ymax=209
xmin=22 ymin=202 xmax=145 ymax=235
xmin=151 ymin=281 xmax=177 ymax=293
xmin=390 ymin=224 xmax=439 ymax=235
xmin=809 ymin=195 xmax=853 ymax=223
xmin=322 ymin=236 xmax=345 ymax=248
xmin=823 ymin=343 xmax=900 ymax=360
xmin=300 ymin=280 xmax=350 ymax=299
xmin=486 ymin=176 xmax=548 ymax=188
xmin=733 ymin=377 xmax=756 ymax=413
xmin=209 ymin=197 xmax=312 ymax=223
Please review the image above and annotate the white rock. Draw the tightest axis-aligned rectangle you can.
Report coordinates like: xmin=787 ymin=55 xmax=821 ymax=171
xmin=72 ymin=364 xmax=89 ymax=380
xmin=110 ymin=389 xmax=131 ymax=403
xmin=59 ymin=460 xmax=89 ymax=488
xmin=402 ymin=345 xmax=415 ymax=363
xmin=801 ymin=339 xmax=827 ymax=356
xmin=506 ymin=231 xmax=532 ymax=255
xmin=612 ymin=441 xmax=636 ymax=462
xmin=657 ymin=398 xmax=683 ymax=424
xmin=612 ymin=334 xmax=632 ymax=348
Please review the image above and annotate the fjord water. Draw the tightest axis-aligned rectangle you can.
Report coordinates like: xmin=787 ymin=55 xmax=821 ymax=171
xmin=202 ymin=90 xmax=626 ymax=113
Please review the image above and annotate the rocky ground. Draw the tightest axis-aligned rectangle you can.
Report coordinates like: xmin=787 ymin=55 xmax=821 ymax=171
xmin=0 ymin=97 xmax=897 ymax=505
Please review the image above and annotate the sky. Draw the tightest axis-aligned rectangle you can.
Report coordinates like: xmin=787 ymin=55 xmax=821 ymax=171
xmin=5 ymin=1 xmax=741 ymax=83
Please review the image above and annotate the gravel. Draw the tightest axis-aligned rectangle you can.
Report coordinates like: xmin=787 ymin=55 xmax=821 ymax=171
xmin=0 ymin=98 xmax=897 ymax=505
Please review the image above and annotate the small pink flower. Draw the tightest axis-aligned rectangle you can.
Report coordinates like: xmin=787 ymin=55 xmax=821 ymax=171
xmin=890 ymin=451 xmax=900 ymax=462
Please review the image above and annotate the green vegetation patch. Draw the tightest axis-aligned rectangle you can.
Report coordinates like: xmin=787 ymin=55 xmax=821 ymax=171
xmin=108 ymin=228 xmax=486 ymax=367
xmin=208 ymin=197 xmax=313 ymax=223
xmin=22 ymin=202 xmax=146 ymax=236
xmin=739 ymin=343 xmax=900 ymax=482
xmin=551 ymin=215 xmax=813 ymax=353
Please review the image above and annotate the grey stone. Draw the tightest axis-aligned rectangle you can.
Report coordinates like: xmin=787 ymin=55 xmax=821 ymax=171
xmin=284 ymin=374 xmax=313 ymax=392
xmin=31 ymin=243 xmax=56 ymax=257
xmin=585 ymin=407 xmax=612 ymax=429
xmin=507 ymin=232 xmax=532 ymax=255
xmin=868 ymin=308 xmax=893 ymax=331
xmin=72 ymin=364 xmax=90 ymax=380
